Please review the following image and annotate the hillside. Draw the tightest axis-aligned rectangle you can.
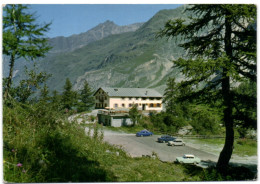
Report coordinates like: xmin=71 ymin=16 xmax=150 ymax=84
xmin=4 ymin=5 xmax=189 ymax=94
xmin=48 ymin=20 xmax=144 ymax=53
xmin=3 ymin=20 xmax=143 ymax=78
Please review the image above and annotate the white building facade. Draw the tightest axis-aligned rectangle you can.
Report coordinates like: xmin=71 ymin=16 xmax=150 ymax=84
xmin=94 ymin=87 xmax=163 ymax=112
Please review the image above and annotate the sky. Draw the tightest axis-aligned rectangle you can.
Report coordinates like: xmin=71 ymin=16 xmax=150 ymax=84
xmin=27 ymin=4 xmax=182 ymax=38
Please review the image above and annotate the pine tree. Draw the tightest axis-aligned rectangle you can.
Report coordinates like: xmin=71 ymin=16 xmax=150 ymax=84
xmin=50 ymin=90 xmax=63 ymax=111
xmin=163 ymin=77 xmax=178 ymax=114
xmin=62 ymin=78 xmax=77 ymax=111
xmin=158 ymin=4 xmax=256 ymax=170
xmin=163 ymin=77 xmax=191 ymax=122
xmin=51 ymin=90 xmax=60 ymax=104
xmin=78 ymin=81 xmax=94 ymax=112
xmin=3 ymin=4 xmax=51 ymax=98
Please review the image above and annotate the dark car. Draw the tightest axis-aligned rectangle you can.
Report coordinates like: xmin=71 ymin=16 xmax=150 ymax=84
xmin=136 ymin=129 xmax=153 ymax=137
xmin=157 ymin=135 xmax=176 ymax=143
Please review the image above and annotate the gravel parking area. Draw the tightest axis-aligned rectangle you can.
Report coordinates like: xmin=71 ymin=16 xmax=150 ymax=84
xmin=104 ymin=134 xmax=218 ymax=162
xmin=85 ymin=127 xmax=257 ymax=171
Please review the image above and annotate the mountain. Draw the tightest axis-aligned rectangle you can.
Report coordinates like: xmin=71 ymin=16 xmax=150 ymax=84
xmin=48 ymin=20 xmax=144 ymax=53
xmin=4 ymin=5 xmax=189 ymax=95
xmin=3 ymin=20 xmax=143 ymax=81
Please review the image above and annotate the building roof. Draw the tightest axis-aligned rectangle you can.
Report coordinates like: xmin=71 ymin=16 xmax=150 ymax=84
xmin=94 ymin=87 xmax=163 ymax=97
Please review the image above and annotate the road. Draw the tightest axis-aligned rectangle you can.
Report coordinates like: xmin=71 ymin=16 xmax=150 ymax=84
xmin=103 ymin=133 xmax=218 ymax=164
xmin=85 ymin=127 xmax=257 ymax=172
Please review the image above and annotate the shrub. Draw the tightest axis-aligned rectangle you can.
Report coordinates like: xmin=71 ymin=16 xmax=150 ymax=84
xmin=202 ymin=166 xmax=255 ymax=181
xmin=3 ymin=100 xmax=114 ymax=182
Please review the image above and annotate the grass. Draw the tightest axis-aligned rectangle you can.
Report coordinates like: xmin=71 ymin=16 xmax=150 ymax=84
xmin=106 ymin=157 xmax=203 ymax=181
xmin=233 ymin=139 xmax=257 ymax=157
xmin=186 ymin=138 xmax=257 ymax=157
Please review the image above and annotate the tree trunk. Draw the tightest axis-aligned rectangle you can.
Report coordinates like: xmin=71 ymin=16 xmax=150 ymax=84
xmin=216 ymin=73 xmax=234 ymax=170
xmin=216 ymin=10 xmax=234 ymax=170
xmin=4 ymin=52 xmax=16 ymax=99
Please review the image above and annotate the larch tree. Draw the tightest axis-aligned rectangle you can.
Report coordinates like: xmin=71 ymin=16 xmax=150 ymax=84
xmin=3 ymin=4 xmax=51 ymax=98
xmin=158 ymin=4 xmax=256 ymax=170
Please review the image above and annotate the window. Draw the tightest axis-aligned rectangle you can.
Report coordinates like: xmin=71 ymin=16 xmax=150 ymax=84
xmin=157 ymin=103 xmax=161 ymax=107
xmin=142 ymin=97 xmax=147 ymax=100
xmin=129 ymin=104 xmax=132 ymax=107
xmin=114 ymin=104 xmax=118 ymax=108
xmin=149 ymin=103 xmax=154 ymax=107
xmin=136 ymin=97 xmax=139 ymax=100
xmin=156 ymin=97 xmax=162 ymax=100
xmin=122 ymin=103 xmax=125 ymax=107
xmin=149 ymin=97 xmax=154 ymax=100
xmin=129 ymin=97 xmax=132 ymax=100
xmin=105 ymin=103 xmax=107 ymax=107
xmin=122 ymin=97 xmax=125 ymax=100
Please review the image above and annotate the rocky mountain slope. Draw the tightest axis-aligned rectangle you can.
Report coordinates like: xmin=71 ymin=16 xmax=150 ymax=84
xmin=4 ymin=5 xmax=189 ymax=94
xmin=3 ymin=20 xmax=143 ymax=77
xmin=48 ymin=20 xmax=144 ymax=53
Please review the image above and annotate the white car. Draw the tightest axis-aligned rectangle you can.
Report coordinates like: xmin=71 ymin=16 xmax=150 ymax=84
xmin=176 ymin=154 xmax=201 ymax=164
xmin=168 ymin=139 xmax=185 ymax=146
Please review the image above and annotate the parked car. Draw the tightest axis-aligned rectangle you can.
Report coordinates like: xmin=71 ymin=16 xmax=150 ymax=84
xmin=168 ymin=139 xmax=185 ymax=146
xmin=136 ymin=129 xmax=153 ymax=137
xmin=176 ymin=154 xmax=201 ymax=164
xmin=157 ymin=135 xmax=176 ymax=143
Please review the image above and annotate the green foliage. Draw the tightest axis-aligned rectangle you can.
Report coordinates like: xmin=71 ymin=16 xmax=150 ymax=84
xmin=49 ymin=90 xmax=63 ymax=111
xmin=61 ymin=78 xmax=78 ymax=110
xmin=163 ymin=77 xmax=179 ymax=114
xmin=232 ymin=80 xmax=257 ymax=131
xmin=150 ymin=112 xmax=186 ymax=134
xmin=3 ymin=5 xmax=51 ymax=58
xmin=188 ymin=138 xmax=257 ymax=157
xmin=159 ymin=4 xmax=256 ymax=168
xmin=159 ymin=4 xmax=256 ymax=106
xmin=77 ymin=81 xmax=95 ymax=112
xmin=3 ymin=99 xmax=114 ymax=182
xmin=233 ymin=139 xmax=257 ymax=157
xmin=129 ymin=104 xmax=141 ymax=126
xmin=181 ymin=163 xmax=255 ymax=181
xmin=39 ymin=84 xmax=49 ymax=101
xmin=3 ymin=4 xmax=51 ymax=97
xmin=4 ymin=64 xmax=51 ymax=103
xmin=202 ymin=166 xmax=255 ymax=181
xmin=189 ymin=104 xmax=222 ymax=135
